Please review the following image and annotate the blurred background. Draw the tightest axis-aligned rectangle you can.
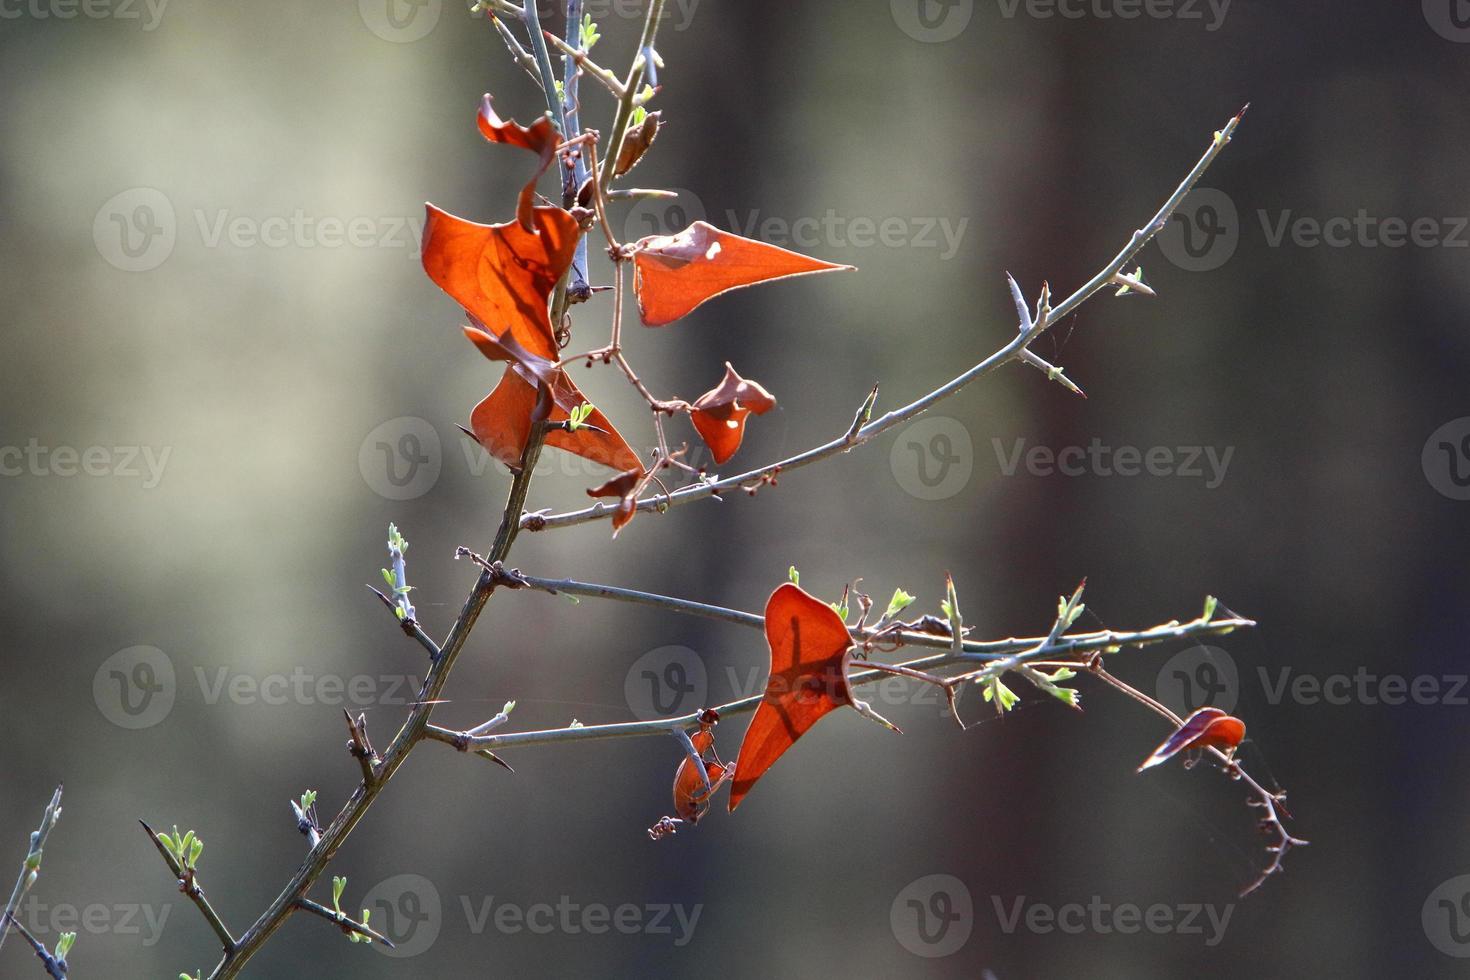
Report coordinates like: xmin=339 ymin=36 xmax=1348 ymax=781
xmin=2 ymin=0 xmax=1469 ymax=976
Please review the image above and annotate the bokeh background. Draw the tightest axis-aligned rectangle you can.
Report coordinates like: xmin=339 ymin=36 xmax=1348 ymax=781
xmin=3 ymin=0 xmax=1469 ymax=976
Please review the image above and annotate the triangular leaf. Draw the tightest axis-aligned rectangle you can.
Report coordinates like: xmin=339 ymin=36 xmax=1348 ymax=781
xmin=633 ymin=221 xmax=854 ymax=326
xmin=729 ymin=583 xmax=856 ymax=811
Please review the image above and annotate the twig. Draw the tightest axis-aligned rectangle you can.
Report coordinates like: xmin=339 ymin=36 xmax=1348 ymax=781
xmin=294 ymin=898 xmax=397 ymax=948
xmin=524 ymin=106 xmax=1249 ymax=532
xmin=3 ymin=913 xmax=66 ymax=980
xmin=1 ymin=784 xmax=62 ymax=955
xmin=1085 ymin=663 xmax=1307 ymax=896
xmin=139 ymin=820 xmax=235 ymax=954
xmin=420 ymin=600 xmax=1251 ymax=752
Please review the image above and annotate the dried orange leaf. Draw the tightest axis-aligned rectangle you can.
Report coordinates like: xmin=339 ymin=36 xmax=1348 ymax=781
xmin=1137 ymin=707 xmax=1247 ymax=771
xmin=689 ymin=362 xmax=776 ymax=465
xmin=422 ymin=204 xmax=579 ymax=361
xmin=586 ymin=467 xmax=643 ymax=536
xmin=633 ymin=221 xmax=854 ymax=326
xmin=469 ymin=365 xmax=642 ymax=475
xmin=477 ymin=93 xmax=562 ymax=229
xmin=729 ymin=583 xmax=857 ymax=811
xmin=673 ymin=729 xmax=730 ymax=824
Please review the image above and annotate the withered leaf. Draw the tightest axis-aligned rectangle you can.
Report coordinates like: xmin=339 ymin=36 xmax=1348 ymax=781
xmin=477 ymin=93 xmax=562 ymax=230
xmin=633 ymin=221 xmax=855 ymax=327
xmin=1137 ymin=707 xmax=1247 ymax=772
xmin=689 ymin=363 xmax=776 ymax=465
xmin=729 ymin=583 xmax=858 ymax=811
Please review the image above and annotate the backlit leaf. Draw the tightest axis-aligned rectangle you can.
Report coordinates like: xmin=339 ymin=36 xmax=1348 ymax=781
xmin=633 ymin=221 xmax=854 ymax=326
xmin=729 ymin=583 xmax=857 ymax=811
xmin=689 ymin=363 xmax=776 ymax=465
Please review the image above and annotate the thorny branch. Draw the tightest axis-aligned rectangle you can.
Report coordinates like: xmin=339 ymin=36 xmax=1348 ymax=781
xmin=126 ymin=4 xmax=1293 ymax=975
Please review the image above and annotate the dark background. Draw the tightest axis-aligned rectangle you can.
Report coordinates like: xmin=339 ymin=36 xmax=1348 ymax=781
xmin=3 ymin=0 xmax=1469 ymax=976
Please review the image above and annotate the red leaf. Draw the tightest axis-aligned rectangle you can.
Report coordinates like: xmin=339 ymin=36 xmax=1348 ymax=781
xmin=672 ymin=729 xmax=730 ymax=824
xmin=476 ymin=93 xmax=562 ymax=230
xmin=729 ymin=583 xmax=856 ymax=811
xmin=1137 ymin=707 xmax=1247 ymax=771
xmin=586 ymin=468 xmax=643 ymax=536
xmin=632 ymin=221 xmax=855 ymax=327
xmin=469 ymin=365 xmax=643 ymax=474
xmin=422 ymin=203 xmax=580 ymax=362
xmin=690 ymin=363 xmax=776 ymax=466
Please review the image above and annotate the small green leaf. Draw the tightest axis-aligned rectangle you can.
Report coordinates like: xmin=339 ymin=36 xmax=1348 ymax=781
xmin=332 ymin=876 xmax=347 ymax=913
xmin=788 ymin=566 xmax=800 ymax=586
xmin=982 ymin=677 xmax=1019 ymax=713
xmin=1202 ymin=595 xmax=1218 ymax=622
xmin=188 ymin=837 xmax=204 ymax=869
xmin=54 ymin=932 xmax=75 ymax=960
xmin=883 ymin=589 xmax=916 ymax=621
xmin=381 ymin=568 xmax=395 ymax=588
